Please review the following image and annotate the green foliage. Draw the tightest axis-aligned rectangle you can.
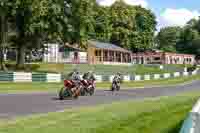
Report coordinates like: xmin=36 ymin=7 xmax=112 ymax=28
xmin=177 ymin=19 xmax=200 ymax=56
xmin=157 ymin=17 xmax=200 ymax=56
xmin=156 ymin=26 xmax=181 ymax=52
xmin=65 ymin=0 xmax=96 ymax=47
xmin=0 ymin=0 xmax=16 ymax=70
xmin=93 ymin=1 xmax=157 ymax=51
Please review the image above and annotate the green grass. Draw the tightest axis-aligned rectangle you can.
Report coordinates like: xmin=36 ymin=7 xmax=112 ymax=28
xmin=4 ymin=62 xmax=64 ymax=73
xmin=64 ymin=64 xmax=173 ymax=75
xmin=3 ymin=62 xmax=177 ymax=75
xmin=97 ymin=75 xmax=200 ymax=88
xmin=164 ymin=64 xmax=192 ymax=68
xmin=36 ymin=63 xmax=64 ymax=73
xmin=0 ymin=92 xmax=199 ymax=133
xmin=0 ymin=82 xmax=62 ymax=93
xmin=0 ymin=75 xmax=199 ymax=93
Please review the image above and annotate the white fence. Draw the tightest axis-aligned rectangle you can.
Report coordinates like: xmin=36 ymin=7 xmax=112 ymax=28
xmin=1 ymin=68 xmax=198 ymax=83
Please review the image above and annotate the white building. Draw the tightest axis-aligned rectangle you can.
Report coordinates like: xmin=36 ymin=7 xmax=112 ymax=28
xmin=43 ymin=43 xmax=87 ymax=64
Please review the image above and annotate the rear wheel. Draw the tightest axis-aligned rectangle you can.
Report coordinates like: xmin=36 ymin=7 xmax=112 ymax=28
xmin=80 ymin=87 xmax=86 ymax=96
xmin=89 ymin=86 xmax=95 ymax=96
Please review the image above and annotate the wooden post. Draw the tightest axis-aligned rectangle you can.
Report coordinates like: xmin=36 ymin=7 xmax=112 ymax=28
xmin=114 ymin=51 xmax=116 ymax=62
xmin=108 ymin=50 xmax=110 ymax=62
xmin=121 ymin=52 xmax=123 ymax=63
xmin=101 ymin=49 xmax=104 ymax=62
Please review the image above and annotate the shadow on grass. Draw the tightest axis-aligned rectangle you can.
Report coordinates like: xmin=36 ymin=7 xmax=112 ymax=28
xmin=166 ymin=120 xmax=184 ymax=133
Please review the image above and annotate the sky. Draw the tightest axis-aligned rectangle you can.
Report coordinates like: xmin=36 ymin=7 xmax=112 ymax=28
xmin=97 ymin=0 xmax=200 ymax=31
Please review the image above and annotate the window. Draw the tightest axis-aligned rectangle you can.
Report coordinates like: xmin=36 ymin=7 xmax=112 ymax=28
xmin=95 ymin=50 xmax=101 ymax=62
xmin=154 ymin=57 xmax=161 ymax=61
xmin=103 ymin=50 xmax=108 ymax=61
xmin=116 ymin=52 xmax=121 ymax=62
xmin=95 ymin=50 xmax=101 ymax=56
xmin=109 ymin=51 xmax=114 ymax=62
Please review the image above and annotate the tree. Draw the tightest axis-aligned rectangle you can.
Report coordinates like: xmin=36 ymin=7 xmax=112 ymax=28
xmin=13 ymin=0 xmax=69 ymax=68
xmin=93 ymin=1 xmax=157 ymax=51
xmin=0 ymin=0 xmax=15 ymax=70
xmin=65 ymin=0 xmax=96 ymax=48
xmin=109 ymin=1 xmax=135 ymax=48
xmin=134 ymin=6 xmax=156 ymax=51
xmin=156 ymin=26 xmax=181 ymax=52
xmin=176 ymin=18 xmax=200 ymax=55
xmin=93 ymin=6 xmax=111 ymax=42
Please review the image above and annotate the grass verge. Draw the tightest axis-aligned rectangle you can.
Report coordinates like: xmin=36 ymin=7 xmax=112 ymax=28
xmin=0 ymin=92 xmax=199 ymax=133
xmin=0 ymin=75 xmax=199 ymax=93
xmin=97 ymin=75 xmax=200 ymax=88
xmin=4 ymin=62 xmax=175 ymax=75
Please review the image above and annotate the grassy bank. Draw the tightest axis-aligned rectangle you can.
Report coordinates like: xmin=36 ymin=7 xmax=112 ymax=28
xmin=97 ymin=75 xmax=200 ymax=88
xmin=0 ymin=75 xmax=200 ymax=93
xmin=5 ymin=62 xmax=64 ymax=73
xmin=0 ymin=92 xmax=199 ymax=133
xmin=64 ymin=64 xmax=172 ymax=75
xmin=4 ymin=62 xmax=176 ymax=75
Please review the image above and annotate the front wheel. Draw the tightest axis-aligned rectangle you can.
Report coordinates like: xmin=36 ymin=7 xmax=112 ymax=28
xmin=116 ymin=83 xmax=120 ymax=91
xmin=59 ymin=87 xmax=73 ymax=100
xmin=59 ymin=87 xmax=65 ymax=100
xmin=72 ymin=87 xmax=81 ymax=99
xmin=111 ymin=83 xmax=116 ymax=91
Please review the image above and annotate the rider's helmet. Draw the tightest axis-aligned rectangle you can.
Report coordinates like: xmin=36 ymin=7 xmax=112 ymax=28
xmin=117 ymin=72 xmax=121 ymax=76
xmin=89 ymin=70 xmax=93 ymax=74
xmin=73 ymin=68 xmax=79 ymax=74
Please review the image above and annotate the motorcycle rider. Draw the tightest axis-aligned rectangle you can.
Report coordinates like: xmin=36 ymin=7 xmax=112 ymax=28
xmin=113 ymin=72 xmax=121 ymax=82
xmin=81 ymin=71 xmax=96 ymax=95
xmin=112 ymin=72 xmax=122 ymax=91
xmin=83 ymin=71 xmax=96 ymax=81
xmin=69 ymin=68 xmax=82 ymax=98
xmin=71 ymin=68 xmax=81 ymax=86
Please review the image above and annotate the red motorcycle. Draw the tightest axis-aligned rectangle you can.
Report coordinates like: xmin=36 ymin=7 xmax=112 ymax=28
xmin=80 ymin=79 xmax=95 ymax=96
xmin=59 ymin=80 xmax=82 ymax=100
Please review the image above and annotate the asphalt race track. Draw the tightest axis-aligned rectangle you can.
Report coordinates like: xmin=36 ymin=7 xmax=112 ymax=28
xmin=0 ymin=80 xmax=200 ymax=119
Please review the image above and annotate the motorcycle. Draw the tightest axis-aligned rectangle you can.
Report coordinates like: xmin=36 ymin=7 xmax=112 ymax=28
xmin=111 ymin=80 xmax=121 ymax=91
xmin=80 ymin=79 xmax=95 ymax=96
xmin=59 ymin=80 xmax=82 ymax=100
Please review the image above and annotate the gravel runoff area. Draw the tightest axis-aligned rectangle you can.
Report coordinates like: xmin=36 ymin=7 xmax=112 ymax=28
xmin=0 ymin=80 xmax=200 ymax=119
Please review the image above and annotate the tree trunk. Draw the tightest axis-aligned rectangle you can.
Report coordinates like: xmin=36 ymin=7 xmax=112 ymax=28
xmin=16 ymin=45 xmax=26 ymax=69
xmin=0 ymin=47 xmax=6 ymax=71
xmin=0 ymin=14 xmax=7 ymax=71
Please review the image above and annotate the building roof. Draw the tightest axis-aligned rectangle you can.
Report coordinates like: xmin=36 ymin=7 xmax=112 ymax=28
xmin=88 ymin=40 xmax=131 ymax=53
xmin=64 ymin=43 xmax=84 ymax=51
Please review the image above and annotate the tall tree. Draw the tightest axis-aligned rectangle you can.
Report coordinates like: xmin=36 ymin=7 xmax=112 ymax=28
xmin=0 ymin=0 xmax=15 ymax=70
xmin=133 ymin=6 xmax=156 ymax=51
xmin=109 ymin=1 xmax=135 ymax=48
xmin=14 ymin=0 xmax=68 ymax=68
xmin=93 ymin=1 xmax=157 ymax=51
xmin=66 ymin=0 xmax=96 ymax=48
xmin=177 ymin=18 xmax=200 ymax=55
xmin=93 ymin=6 xmax=111 ymax=42
xmin=156 ymin=26 xmax=181 ymax=52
